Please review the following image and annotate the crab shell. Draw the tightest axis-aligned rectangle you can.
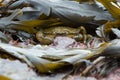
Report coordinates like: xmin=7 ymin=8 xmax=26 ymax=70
xmin=36 ymin=26 xmax=92 ymax=45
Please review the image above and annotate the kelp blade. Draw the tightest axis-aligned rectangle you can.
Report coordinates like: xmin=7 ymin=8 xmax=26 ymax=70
xmin=25 ymin=43 xmax=111 ymax=73
xmin=10 ymin=19 xmax=62 ymax=34
xmin=0 ymin=75 xmax=11 ymax=80
xmin=24 ymin=54 xmax=71 ymax=73
xmin=97 ymin=0 xmax=120 ymax=19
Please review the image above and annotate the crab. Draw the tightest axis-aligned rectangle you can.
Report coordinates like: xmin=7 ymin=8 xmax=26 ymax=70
xmin=36 ymin=26 xmax=92 ymax=45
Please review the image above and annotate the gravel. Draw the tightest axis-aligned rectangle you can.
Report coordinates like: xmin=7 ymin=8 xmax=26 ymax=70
xmin=0 ymin=58 xmax=40 ymax=80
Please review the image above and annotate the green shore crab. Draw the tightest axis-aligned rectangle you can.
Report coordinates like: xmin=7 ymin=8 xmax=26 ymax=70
xmin=36 ymin=26 xmax=92 ymax=45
